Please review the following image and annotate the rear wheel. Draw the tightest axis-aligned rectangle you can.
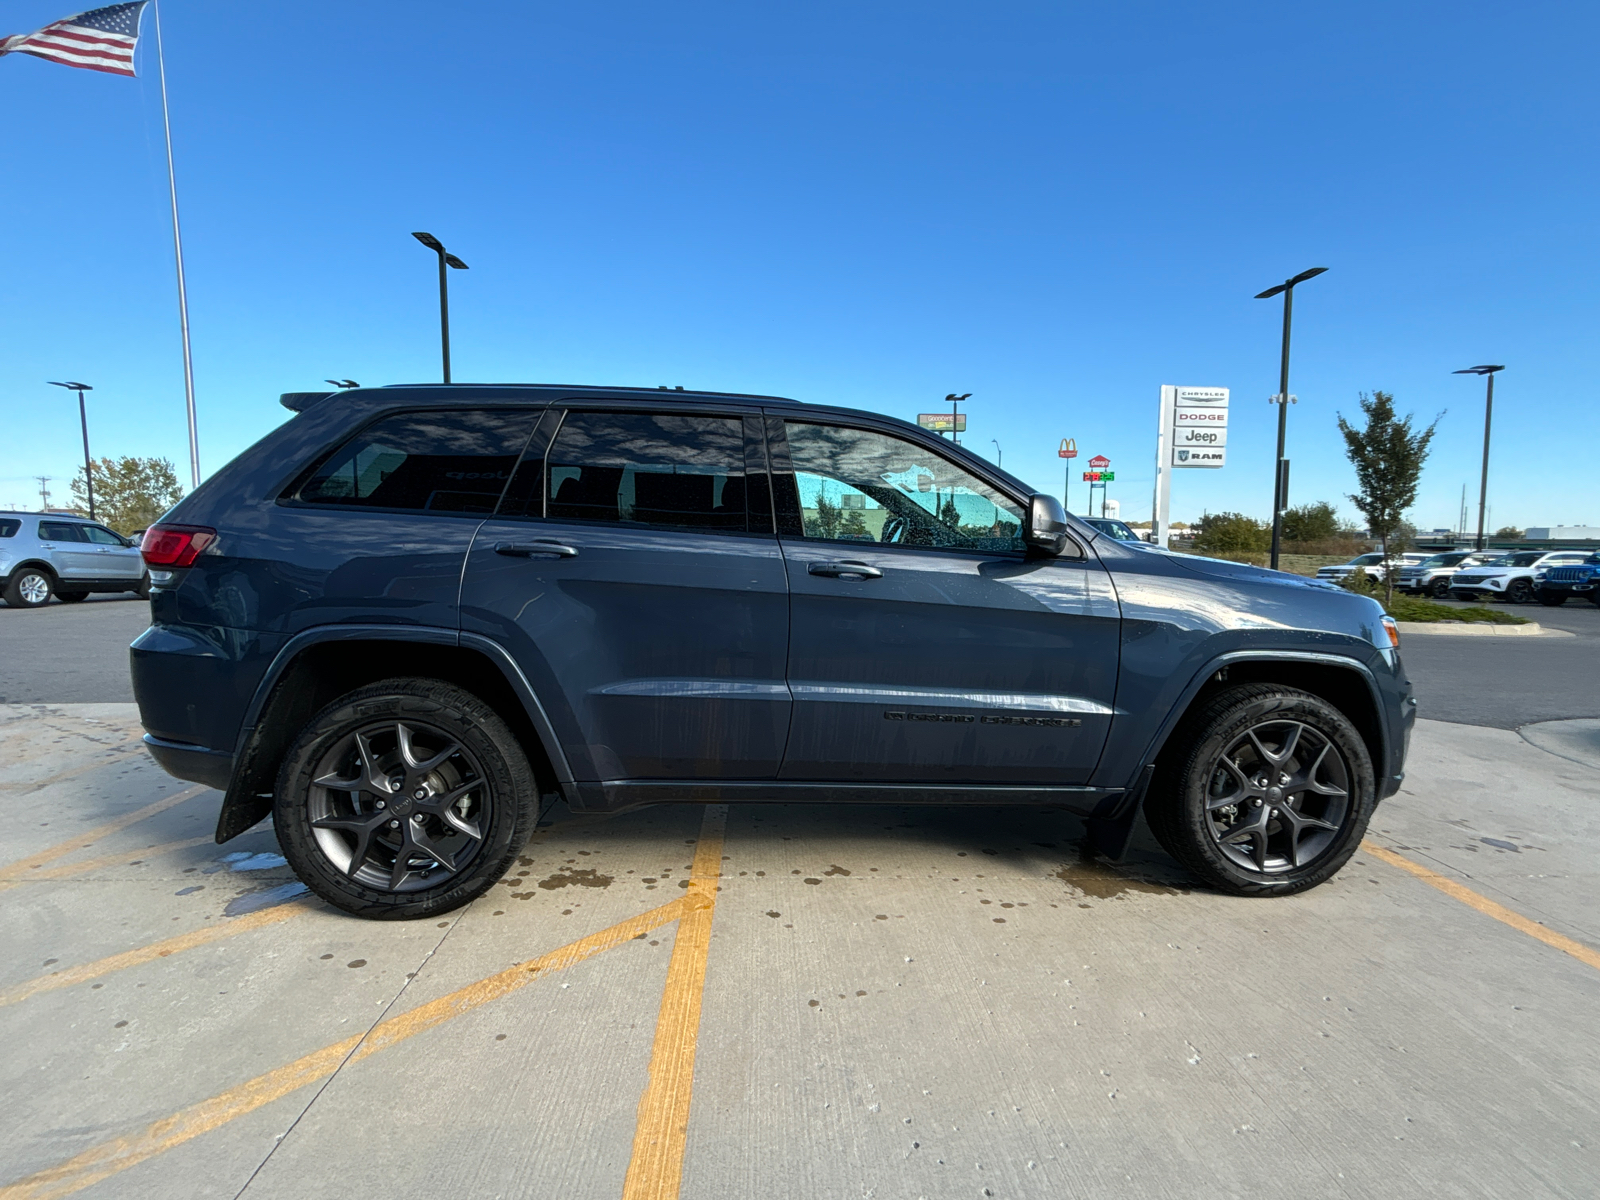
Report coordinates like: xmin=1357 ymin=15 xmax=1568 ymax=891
xmin=1506 ymin=578 xmax=1534 ymax=604
xmin=3 ymin=569 xmax=54 ymax=608
xmin=1146 ymin=685 xmax=1375 ymax=897
xmin=1536 ymin=589 xmax=1567 ymax=607
xmin=1429 ymin=578 xmax=1451 ymax=598
xmin=55 ymin=590 xmax=89 ymax=603
xmin=274 ymin=678 xmax=538 ymax=919
xmin=132 ymin=574 xmax=150 ymax=599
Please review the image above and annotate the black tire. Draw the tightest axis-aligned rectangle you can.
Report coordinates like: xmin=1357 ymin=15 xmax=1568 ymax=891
xmin=274 ymin=678 xmax=538 ymax=919
xmin=1536 ymin=589 xmax=1567 ymax=607
xmin=1429 ymin=578 xmax=1452 ymax=599
xmin=56 ymin=590 xmax=90 ymax=603
xmin=1505 ymin=578 xmax=1534 ymax=604
xmin=3 ymin=568 xmax=54 ymax=608
xmin=1146 ymin=684 xmax=1376 ymax=897
xmin=132 ymin=574 xmax=151 ymax=599
xmin=1591 ymin=590 xmax=1600 ymax=608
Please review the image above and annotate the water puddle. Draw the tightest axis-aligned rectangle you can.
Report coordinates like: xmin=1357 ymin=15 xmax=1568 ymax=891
xmin=1055 ymin=845 xmax=1187 ymax=900
xmin=224 ymin=881 xmax=309 ymax=917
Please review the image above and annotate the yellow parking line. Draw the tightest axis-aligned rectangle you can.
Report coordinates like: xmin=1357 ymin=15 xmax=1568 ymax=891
xmin=622 ymin=805 xmax=727 ymax=1200
xmin=0 ymin=899 xmax=317 ymax=1010
xmin=1363 ymin=839 xmax=1600 ymax=972
xmin=0 ymin=786 xmax=208 ymax=893
xmin=0 ymin=835 xmax=214 ymax=884
xmin=0 ymin=897 xmax=693 ymax=1200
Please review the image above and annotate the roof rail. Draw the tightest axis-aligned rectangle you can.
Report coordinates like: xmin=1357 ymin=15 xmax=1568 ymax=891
xmin=280 ymin=391 xmax=335 ymax=412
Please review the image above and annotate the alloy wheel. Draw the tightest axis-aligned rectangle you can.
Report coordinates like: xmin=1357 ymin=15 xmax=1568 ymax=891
xmin=1202 ymin=719 xmax=1351 ymax=874
xmin=18 ymin=573 xmax=51 ymax=605
xmin=307 ymin=719 xmax=493 ymax=893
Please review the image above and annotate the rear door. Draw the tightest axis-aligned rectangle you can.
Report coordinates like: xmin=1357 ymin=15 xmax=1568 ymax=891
xmin=770 ymin=417 xmax=1120 ymax=785
xmin=460 ymin=405 xmax=790 ymax=782
xmin=37 ymin=521 xmax=94 ymax=581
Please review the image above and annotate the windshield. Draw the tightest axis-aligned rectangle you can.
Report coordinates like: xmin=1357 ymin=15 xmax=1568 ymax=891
xmin=1087 ymin=518 xmax=1138 ymax=541
xmin=1352 ymin=554 xmax=1384 ymax=565
xmin=1503 ymin=553 xmax=1543 ymax=567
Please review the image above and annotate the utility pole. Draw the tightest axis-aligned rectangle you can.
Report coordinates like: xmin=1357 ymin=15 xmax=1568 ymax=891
xmin=36 ymin=477 xmax=51 ymax=511
xmin=1453 ymin=365 xmax=1504 ymax=551
xmin=1254 ymin=267 xmax=1328 ymax=570
xmin=412 ymin=232 xmax=469 ymax=383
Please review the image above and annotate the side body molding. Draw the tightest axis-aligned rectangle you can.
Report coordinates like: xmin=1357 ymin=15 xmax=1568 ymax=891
xmin=214 ymin=624 xmax=576 ymax=843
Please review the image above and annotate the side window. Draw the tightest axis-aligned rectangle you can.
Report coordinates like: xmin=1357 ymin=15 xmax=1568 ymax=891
xmin=83 ymin=525 xmax=126 ymax=546
xmin=293 ymin=409 xmax=537 ymax=514
xmin=0 ymin=518 xmax=20 ymax=538
xmin=38 ymin=522 xmax=86 ymax=542
xmin=778 ymin=422 xmax=1024 ymax=553
xmin=542 ymin=411 xmax=752 ymax=534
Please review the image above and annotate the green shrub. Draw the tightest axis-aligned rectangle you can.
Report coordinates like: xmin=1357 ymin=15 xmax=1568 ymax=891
xmin=1192 ymin=512 xmax=1270 ymax=554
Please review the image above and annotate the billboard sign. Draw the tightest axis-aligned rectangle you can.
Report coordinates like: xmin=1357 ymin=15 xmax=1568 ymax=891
xmin=1173 ymin=447 xmax=1225 ymax=468
xmin=1082 ymin=470 xmax=1114 ymax=482
xmin=918 ymin=413 xmax=967 ymax=432
xmin=1058 ymin=438 xmax=1077 ymax=459
xmin=1088 ymin=454 xmax=1110 ymax=470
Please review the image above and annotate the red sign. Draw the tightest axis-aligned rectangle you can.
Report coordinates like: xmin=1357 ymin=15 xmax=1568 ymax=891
xmin=1058 ymin=437 xmax=1077 ymax=459
xmin=1082 ymin=471 xmax=1102 ymax=482
xmin=1088 ymin=455 xmax=1110 ymax=470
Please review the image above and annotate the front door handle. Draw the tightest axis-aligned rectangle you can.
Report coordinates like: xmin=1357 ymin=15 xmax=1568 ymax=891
xmin=495 ymin=540 xmax=578 ymax=559
xmin=807 ymin=560 xmax=882 ymax=580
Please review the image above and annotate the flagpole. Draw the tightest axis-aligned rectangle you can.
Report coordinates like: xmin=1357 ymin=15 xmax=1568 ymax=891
xmin=151 ymin=0 xmax=199 ymax=489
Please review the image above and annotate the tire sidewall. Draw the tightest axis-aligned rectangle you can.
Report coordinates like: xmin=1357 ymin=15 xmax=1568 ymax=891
xmin=1163 ymin=690 xmax=1376 ymax=896
xmin=6 ymin=569 xmax=54 ymax=608
xmin=275 ymin=680 xmax=534 ymax=919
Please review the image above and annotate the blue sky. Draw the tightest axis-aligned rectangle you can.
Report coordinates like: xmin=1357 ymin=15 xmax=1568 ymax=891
xmin=2 ymin=1 xmax=1595 ymax=531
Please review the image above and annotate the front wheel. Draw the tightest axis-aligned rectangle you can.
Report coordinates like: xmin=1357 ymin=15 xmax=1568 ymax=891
xmin=1429 ymin=578 xmax=1452 ymax=599
xmin=1146 ymin=685 xmax=1376 ymax=896
xmin=1536 ymin=589 xmax=1567 ymax=607
xmin=274 ymin=678 xmax=538 ymax=919
xmin=1505 ymin=578 xmax=1534 ymax=604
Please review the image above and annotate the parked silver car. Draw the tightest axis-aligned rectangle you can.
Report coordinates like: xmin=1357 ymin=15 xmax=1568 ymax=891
xmin=0 ymin=513 xmax=150 ymax=608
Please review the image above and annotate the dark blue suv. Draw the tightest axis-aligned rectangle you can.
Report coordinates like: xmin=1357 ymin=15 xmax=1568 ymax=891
xmin=131 ymin=384 xmax=1414 ymax=919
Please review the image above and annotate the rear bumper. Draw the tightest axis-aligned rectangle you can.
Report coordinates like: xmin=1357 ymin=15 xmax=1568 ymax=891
xmin=143 ymin=734 xmax=234 ymax=791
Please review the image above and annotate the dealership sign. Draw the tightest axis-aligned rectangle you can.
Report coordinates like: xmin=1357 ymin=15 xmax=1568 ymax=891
xmin=1174 ymin=447 xmax=1226 ymax=467
xmin=1171 ymin=388 xmax=1226 ymax=469
xmin=1173 ymin=426 xmax=1226 ymax=447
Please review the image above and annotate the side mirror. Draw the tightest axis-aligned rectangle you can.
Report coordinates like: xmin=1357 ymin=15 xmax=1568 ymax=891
xmin=1026 ymin=493 xmax=1070 ymax=555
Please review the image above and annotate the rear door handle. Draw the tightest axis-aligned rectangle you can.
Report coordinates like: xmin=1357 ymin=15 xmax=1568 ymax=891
xmin=494 ymin=540 xmax=578 ymax=559
xmin=807 ymin=560 xmax=882 ymax=580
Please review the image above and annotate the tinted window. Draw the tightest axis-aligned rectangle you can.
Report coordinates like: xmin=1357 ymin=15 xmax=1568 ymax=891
xmin=781 ymin=422 xmax=1024 ymax=553
xmin=295 ymin=409 xmax=536 ymax=514
xmin=83 ymin=525 xmax=126 ymax=546
xmin=38 ymin=521 xmax=86 ymax=542
xmin=1505 ymin=553 xmax=1543 ymax=566
xmin=0 ymin=519 xmax=18 ymax=538
xmin=544 ymin=412 xmax=749 ymax=533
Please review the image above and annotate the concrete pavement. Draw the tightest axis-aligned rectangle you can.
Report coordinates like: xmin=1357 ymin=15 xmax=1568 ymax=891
xmin=1 ymin=703 xmax=1595 ymax=1200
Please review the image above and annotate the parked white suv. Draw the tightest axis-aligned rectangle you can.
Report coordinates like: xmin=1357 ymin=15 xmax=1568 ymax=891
xmin=1396 ymin=551 xmax=1498 ymax=598
xmin=1448 ymin=550 xmax=1593 ymax=604
xmin=1315 ymin=552 xmax=1427 ymax=584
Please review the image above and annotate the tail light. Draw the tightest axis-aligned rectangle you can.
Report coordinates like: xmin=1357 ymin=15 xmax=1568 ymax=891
xmin=141 ymin=524 xmax=218 ymax=568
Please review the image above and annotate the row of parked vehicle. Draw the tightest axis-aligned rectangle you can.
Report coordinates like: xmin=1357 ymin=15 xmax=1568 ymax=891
xmin=1315 ymin=548 xmax=1600 ymax=606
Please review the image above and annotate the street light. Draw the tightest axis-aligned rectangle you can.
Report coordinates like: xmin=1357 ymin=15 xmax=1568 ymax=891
xmin=1453 ymin=365 xmax=1505 ymax=551
xmin=47 ymin=382 xmax=96 ymax=521
xmin=411 ymin=232 xmax=469 ymax=383
xmin=990 ymin=439 xmax=1002 ymax=467
xmin=944 ymin=393 xmax=970 ymax=444
xmin=1255 ymin=266 xmax=1328 ymax=570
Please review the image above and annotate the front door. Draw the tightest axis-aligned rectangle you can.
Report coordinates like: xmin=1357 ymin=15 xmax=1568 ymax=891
xmin=771 ymin=418 xmax=1120 ymax=785
xmin=82 ymin=524 xmax=145 ymax=581
xmin=37 ymin=521 xmax=95 ymax=582
xmin=461 ymin=406 xmax=790 ymax=783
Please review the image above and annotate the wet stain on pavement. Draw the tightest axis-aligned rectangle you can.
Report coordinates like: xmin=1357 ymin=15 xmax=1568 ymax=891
xmin=1055 ymin=846 xmax=1187 ymax=899
xmin=1480 ymin=837 xmax=1520 ymax=852
xmin=822 ymin=865 xmax=851 ymax=876
xmin=537 ymin=868 xmax=614 ymax=890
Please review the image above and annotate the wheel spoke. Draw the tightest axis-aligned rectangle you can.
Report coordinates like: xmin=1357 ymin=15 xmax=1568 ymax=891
xmin=396 ymin=722 xmax=460 ymax=776
xmin=420 ymin=780 xmax=484 ymax=838
xmin=311 ymin=812 xmax=389 ymax=877
xmin=409 ymin=824 xmax=459 ymax=874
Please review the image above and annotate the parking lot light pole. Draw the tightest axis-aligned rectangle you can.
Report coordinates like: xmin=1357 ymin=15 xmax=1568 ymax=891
xmin=944 ymin=393 xmax=970 ymax=444
xmin=990 ymin=439 xmax=1002 ymax=467
xmin=1453 ymin=365 xmax=1505 ymax=551
xmin=48 ymin=381 xmax=96 ymax=521
xmin=411 ymin=233 xmax=469 ymax=383
xmin=1255 ymin=267 xmax=1327 ymax=569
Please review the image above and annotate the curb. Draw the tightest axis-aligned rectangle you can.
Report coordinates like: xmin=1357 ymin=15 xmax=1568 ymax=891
xmin=1396 ymin=620 xmax=1572 ymax=638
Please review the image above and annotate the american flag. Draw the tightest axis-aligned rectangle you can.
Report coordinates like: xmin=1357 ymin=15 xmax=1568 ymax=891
xmin=0 ymin=3 xmax=147 ymax=78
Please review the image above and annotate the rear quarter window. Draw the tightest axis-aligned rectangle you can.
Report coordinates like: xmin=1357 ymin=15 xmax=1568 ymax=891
xmin=0 ymin=518 xmax=18 ymax=538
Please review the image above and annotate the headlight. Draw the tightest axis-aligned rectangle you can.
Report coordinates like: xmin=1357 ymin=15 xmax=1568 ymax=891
xmin=1534 ymin=571 xmax=1547 ymax=582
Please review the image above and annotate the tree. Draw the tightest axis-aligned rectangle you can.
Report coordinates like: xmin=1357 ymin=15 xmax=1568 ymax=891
xmin=810 ymin=493 xmax=841 ymax=539
xmin=1191 ymin=511 xmax=1271 ymax=554
xmin=1281 ymin=501 xmax=1341 ymax=544
xmin=1338 ymin=391 xmax=1442 ymax=602
xmin=1493 ymin=525 xmax=1525 ymax=540
xmin=71 ymin=456 xmax=184 ymax=535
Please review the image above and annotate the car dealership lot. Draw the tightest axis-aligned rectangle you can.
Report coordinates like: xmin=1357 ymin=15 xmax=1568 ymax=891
xmin=1 ymin=598 xmax=1597 ymax=1198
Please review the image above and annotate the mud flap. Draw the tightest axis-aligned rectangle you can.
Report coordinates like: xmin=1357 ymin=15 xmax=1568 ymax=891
xmin=1084 ymin=763 xmax=1156 ymax=860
